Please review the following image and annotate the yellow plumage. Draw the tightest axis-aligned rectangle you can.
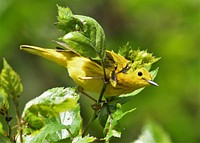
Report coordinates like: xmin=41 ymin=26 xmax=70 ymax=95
xmin=20 ymin=45 xmax=158 ymax=97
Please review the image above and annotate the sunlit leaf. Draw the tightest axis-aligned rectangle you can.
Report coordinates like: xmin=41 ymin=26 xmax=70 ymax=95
xmin=0 ymin=58 xmax=23 ymax=98
xmin=22 ymin=87 xmax=79 ymax=129
xmin=46 ymin=105 xmax=82 ymax=141
xmin=21 ymin=87 xmax=83 ymax=142
xmin=29 ymin=123 xmax=69 ymax=143
xmin=56 ymin=6 xmax=83 ymax=34
xmin=72 ymin=134 xmax=96 ymax=143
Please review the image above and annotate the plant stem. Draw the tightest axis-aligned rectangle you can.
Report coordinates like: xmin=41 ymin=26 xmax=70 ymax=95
xmin=98 ymin=60 xmax=109 ymax=103
xmin=97 ymin=83 xmax=107 ymax=103
xmin=13 ymin=97 xmax=23 ymax=143
xmin=66 ymin=128 xmax=74 ymax=140
xmin=101 ymin=60 xmax=108 ymax=83
xmin=5 ymin=112 xmax=12 ymax=139
xmin=78 ymin=86 xmax=97 ymax=102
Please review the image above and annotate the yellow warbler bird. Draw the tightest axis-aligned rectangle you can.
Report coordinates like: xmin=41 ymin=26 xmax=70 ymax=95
xmin=20 ymin=45 xmax=158 ymax=98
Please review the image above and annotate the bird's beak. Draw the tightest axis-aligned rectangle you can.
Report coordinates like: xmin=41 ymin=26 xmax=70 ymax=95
xmin=147 ymin=80 xmax=159 ymax=86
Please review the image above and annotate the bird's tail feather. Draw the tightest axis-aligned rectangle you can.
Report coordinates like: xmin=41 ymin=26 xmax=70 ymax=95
xmin=20 ymin=45 xmax=75 ymax=67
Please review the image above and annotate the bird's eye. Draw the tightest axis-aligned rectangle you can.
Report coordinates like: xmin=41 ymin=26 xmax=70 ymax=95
xmin=138 ymin=71 xmax=143 ymax=76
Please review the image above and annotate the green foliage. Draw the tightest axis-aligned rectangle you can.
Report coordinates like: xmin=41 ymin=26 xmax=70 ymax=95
xmin=134 ymin=120 xmax=171 ymax=143
xmin=57 ymin=6 xmax=83 ymax=34
xmin=22 ymin=87 xmax=79 ymax=129
xmin=27 ymin=123 xmax=70 ymax=143
xmin=71 ymin=135 xmax=96 ymax=143
xmin=0 ymin=89 xmax=9 ymax=115
xmin=57 ymin=6 xmax=106 ymax=61
xmin=0 ymin=58 xmax=23 ymax=114
xmin=119 ymin=43 xmax=160 ymax=71
xmin=0 ymin=59 xmax=23 ymax=98
xmin=62 ymin=31 xmax=98 ymax=58
xmin=20 ymin=87 xmax=96 ymax=143
xmin=103 ymin=104 xmax=136 ymax=141
xmin=0 ymin=59 xmax=23 ymax=142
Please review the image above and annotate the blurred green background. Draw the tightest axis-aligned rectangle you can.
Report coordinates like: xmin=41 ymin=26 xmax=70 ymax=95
xmin=0 ymin=0 xmax=199 ymax=142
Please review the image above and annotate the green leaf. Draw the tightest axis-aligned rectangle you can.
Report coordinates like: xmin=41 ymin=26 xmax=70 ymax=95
xmin=45 ymin=105 xmax=82 ymax=141
xmin=103 ymin=104 xmax=136 ymax=141
xmin=0 ymin=89 xmax=9 ymax=115
xmin=22 ymin=87 xmax=79 ymax=130
xmin=72 ymin=135 xmax=96 ymax=143
xmin=62 ymin=31 xmax=98 ymax=59
xmin=75 ymin=15 xmax=106 ymax=59
xmin=29 ymin=123 xmax=69 ymax=143
xmin=0 ymin=58 xmax=23 ymax=98
xmin=134 ymin=120 xmax=171 ymax=143
xmin=57 ymin=6 xmax=106 ymax=60
xmin=66 ymin=106 xmax=82 ymax=137
xmin=22 ymin=87 xmax=83 ymax=142
xmin=22 ymin=107 xmax=82 ymax=143
xmin=118 ymin=42 xmax=132 ymax=59
xmin=57 ymin=6 xmax=83 ymax=34
xmin=150 ymin=67 xmax=159 ymax=80
xmin=118 ymin=43 xmax=160 ymax=71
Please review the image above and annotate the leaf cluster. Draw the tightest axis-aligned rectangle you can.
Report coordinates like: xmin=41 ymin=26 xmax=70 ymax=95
xmin=0 ymin=59 xmax=23 ymax=142
xmin=56 ymin=6 xmax=106 ymax=61
xmin=118 ymin=43 xmax=160 ymax=71
xmin=0 ymin=59 xmax=23 ymax=115
xmin=21 ymin=87 xmax=95 ymax=143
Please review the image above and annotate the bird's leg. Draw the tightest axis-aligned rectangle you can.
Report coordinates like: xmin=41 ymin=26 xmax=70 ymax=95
xmin=77 ymin=86 xmax=104 ymax=112
xmin=77 ymin=86 xmax=97 ymax=102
